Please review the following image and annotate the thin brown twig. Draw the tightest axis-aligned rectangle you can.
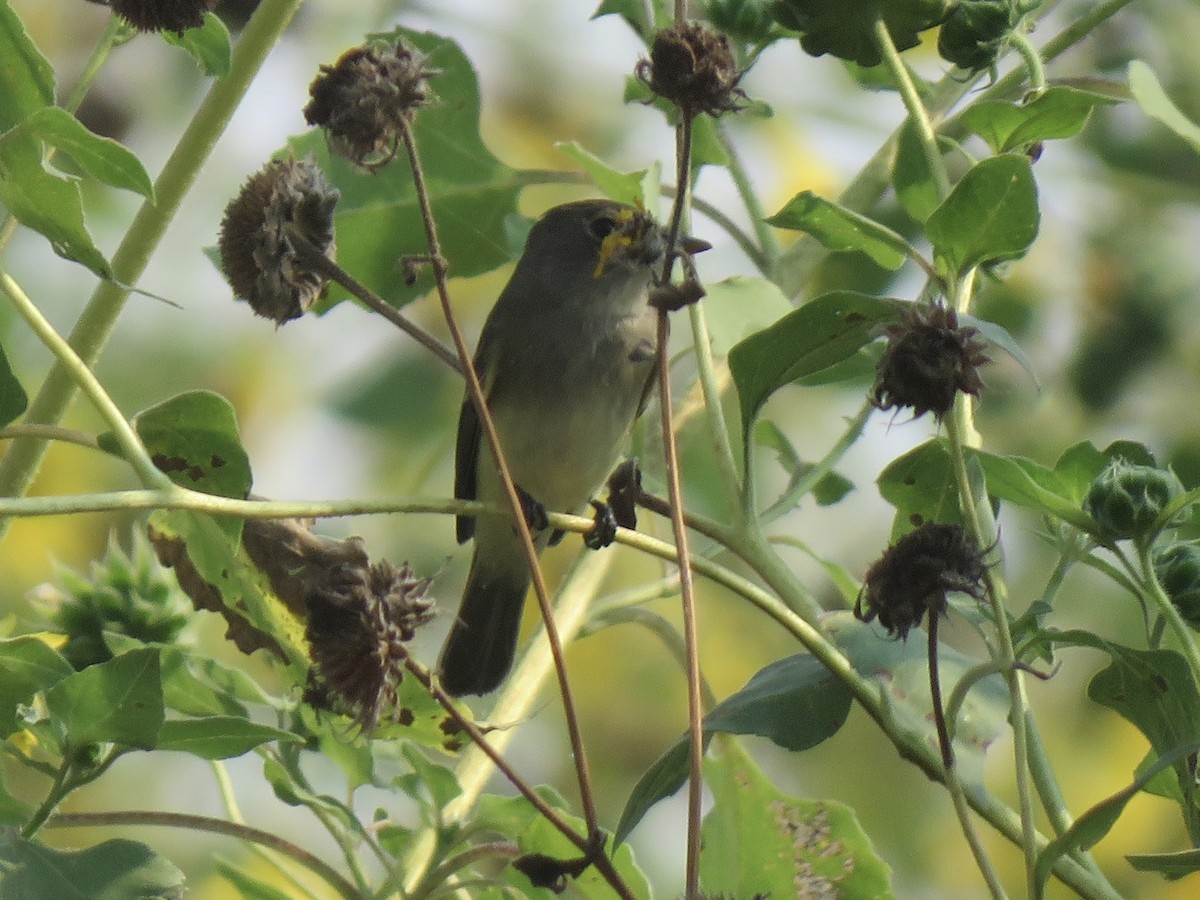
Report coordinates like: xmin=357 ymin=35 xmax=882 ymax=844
xmin=46 ymin=810 xmax=360 ymax=900
xmin=404 ymin=660 xmax=638 ymax=900
xmin=283 ymin=225 xmax=463 ymax=375
xmin=394 ymin=118 xmax=602 ymax=842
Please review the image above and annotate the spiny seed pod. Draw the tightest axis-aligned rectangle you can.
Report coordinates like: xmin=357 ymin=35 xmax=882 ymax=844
xmin=872 ymin=303 xmax=989 ymax=421
xmin=636 ymin=21 xmax=747 ymax=117
xmin=305 ymin=560 xmax=435 ymax=731
xmin=1083 ymin=459 xmax=1184 ymax=544
xmin=1154 ymin=543 xmax=1200 ymax=629
xmin=856 ymin=523 xmax=987 ymax=640
xmin=937 ymin=0 xmax=1016 ymax=72
xmin=218 ymin=157 xmax=338 ymax=324
xmin=304 ymin=41 xmax=437 ymax=170
xmin=109 ymin=0 xmax=217 ymax=34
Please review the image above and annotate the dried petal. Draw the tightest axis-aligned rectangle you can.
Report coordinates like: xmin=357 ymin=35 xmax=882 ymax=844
xmin=636 ymin=22 xmax=746 ymax=117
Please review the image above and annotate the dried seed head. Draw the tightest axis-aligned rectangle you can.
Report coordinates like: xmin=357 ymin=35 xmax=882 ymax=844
xmin=304 ymin=41 xmax=437 ymax=170
xmin=218 ymin=157 xmax=338 ymax=324
xmin=855 ymin=523 xmax=988 ymax=640
xmin=872 ymin=304 xmax=990 ymax=421
xmin=305 ymin=560 xmax=435 ymax=731
xmin=636 ymin=22 xmax=746 ymax=117
xmin=108 ymin=0 xmax=217 ymax=33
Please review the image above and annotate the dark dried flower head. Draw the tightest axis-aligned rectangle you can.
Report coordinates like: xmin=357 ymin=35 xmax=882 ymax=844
xmin=636 ymin=22 xmax=746 ymax=117
xmin=305 ymin=559 xmax=435 ymax=731
xmin=855 ymin=523 xmax=988 ymax=640
xmin=872 ymin=303 xmax=990 ymax=421
xmin=219 ymin=157 xmax=338 ymax=324
xmin=109 ymin=0 xmax=216 ymax=33
xmin=304 ymin=41 xmax=437 ymax=169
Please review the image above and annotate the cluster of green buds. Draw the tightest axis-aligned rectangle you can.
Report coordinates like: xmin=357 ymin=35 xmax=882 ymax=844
xmin=1153 ymin=543 xmax=1200 ymax=630
xmin=1082 ymin=459 xmax=1184 ymax=546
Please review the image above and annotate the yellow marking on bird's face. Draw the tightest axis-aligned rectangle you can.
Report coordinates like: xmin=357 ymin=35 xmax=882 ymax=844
xmin=593 ymin=207 xmax=646 ymax=279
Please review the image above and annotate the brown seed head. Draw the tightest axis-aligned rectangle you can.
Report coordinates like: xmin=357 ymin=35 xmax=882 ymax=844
xmin=305 ymin=560 xmax=435 ymax=731
xmin=218 ymin=157 xmax=338 ymax=324
xmin=109 ymin=0 xmax=217 ymax=33
xmin=636 ymin=22 xmax=746 ymax=117
xmin=855 ymin=523 xmax=988 ymax=640
xmin=872 ymin=304 xmax=990 ymax=421
xmin=304 ymin=41 xmax=437 ymax=170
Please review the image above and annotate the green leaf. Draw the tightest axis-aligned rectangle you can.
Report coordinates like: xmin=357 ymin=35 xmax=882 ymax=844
xmin=701 ymin=276 xmax=794 ymax=356
xmin=0 ymin=636 xmax=75 ymax=738
xmin=0 ymin=0 xmax=55 ymax=131
xmin=893 ymin=118 xmax=941 ymax=223
xmin=755 ymin=420 xmax=854 ymax=507
xmin=1127 ymin=849 xmax=1200 ymax=881
xmin=959 ymin=86 xmax=1118 ymax=153
xmin=1128 ymin=60 xmax=1200 ymax=154
xmin=615 ymin=646 xmax=853 ymax=844
xmin=876 ymin=438 xmax=962 ymax=537
xmin=826 ymin=611 xmax=1009 ymax=785
xmin=0 ymin=342 xmax=27 ymax=426
xmin=155 ymin=716 xmax=300 ymax=759
xmin=771 ymin=0 xmax=952 ymax=67
xmin=961 ymin=312 xmax=1039 ymax=388
xmin=0 ymin=832 xmax=185 ymax=900
xmin=700 ymin=740 xmax=894 ymax=899
xmin=397 ymin=743 xmax=461 ymax=810
xmin=556 ymin=141 xmax=654 ymax=207
xmin=1053 ymin=440 xmax=1156 ymax=504
xmin=4 ymin=107 xmax=153 ymax=199
xmin=767 ymin=191 xmax=912 ymax=270
xmin=0 ymin=766 xmax=33 ymax=826
xmin=129 ymin=390 xmax=253 ymax=504
xmin=1033 ymin=743 xmax=1200 ymax=899
xmin=44 ymin=647 xmax=164 ymax=748
xmin=0 ymin=139 xmax=112 ymax=277
xmin=161 ymin=11 xmax=232 ymax=77
xmin=286 ymin=29 xmax=521 ymax=312
xmin=926 ymin=154 xmax=1039 ymax=277
xmin=729 ymin=291 xmax=903 ymax=431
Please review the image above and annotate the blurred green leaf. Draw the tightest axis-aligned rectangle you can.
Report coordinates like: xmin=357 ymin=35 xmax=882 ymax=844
xmin=876 ymin=438 xmax=962 ymax=537
xmin=0 ymin=342 xmax=27 ymax=427
xmin=893 ymin=118 xmax=941 ymax=223
xmin=396 ymin=743 xmax=461 ymax=810
xmin=826 ymin=611 xmax=1009 ymax=785
xmin=1128 ymin=60 xmax=1200 ymax=154
xmin=156 ymin=716 xmax=299 ymax=759
xmin=767 ymin=191 xmax=912 ymax=270
xmin=129 ymin=390 xmax=253 ymax=505
xmin=926 ymin=154 xmax=1039 ymax=276
xmin=556 ymin=141 xmax=653 ymax=207
xmin=4 ymin=107 xmax=153 ymax=199
xmin=615 ymin=646 xmax=853 ymax=844
xmin=215 ymin=859 xmax=294 ymax=900
xmin=161 ymin=11 xmax=232 ymax=77
xmin=960 ymin=312 xmax=1039 ymax=388
xmin=44 ymin=647 xmax=163 ymax=749
xmin=967 ymin=448 xmax=1093 ymax=529
xmin=289 ymin=29 xmax=522 ymax=311
xmin=959 ymin=86 xmax=1117 ymax=153
xmin=1053 ymin=440 xmax=1156 ymax=505
xmin=0 ymin=766 xmax=32 ymax=826
xmin=0 ymin=0 xmax=55 ymax=131
xmin=700 ymin=740 xmax=894 ymax=898
xmin=0 ymin=636 xmax=75 ymax=738
xmin=755 ymin=420 xmax=854 ymax=507
xmin=702 ymin=275 xmax=794 ymax=356
xmin=1127 ymin=849 xmax=1200 ymax=881
xmin=729 ymin=291 xmax=902 ymax=432
xmin=0 ymin=140 xmax=112 ymax=277
xmin=0 ymin=833 xmax=185 ymax=900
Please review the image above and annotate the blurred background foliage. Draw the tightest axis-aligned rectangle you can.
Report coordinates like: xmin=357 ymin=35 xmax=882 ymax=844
xmin=5 ymin=0 xmax=1200 ymax=896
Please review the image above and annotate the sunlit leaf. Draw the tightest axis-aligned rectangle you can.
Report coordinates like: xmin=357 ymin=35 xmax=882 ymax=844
xmin=0 ymin=636 xmax=75 ymax=738
xmin=161 ymin=11 xmax=232 ymax=77
xmin=702 ymin=275 xmax=794 ymax=356
xmin=876 ymin=438 xmax=963 ymax=537
xmin=1128 ymin=60 xmax=1200 ymax=154
xmin=959 ymin=86 xmax=1118 ymax=153
xmin=44 ymin=647 xmax=164 ymax=749
xmin=893 ymin=118 xmax=941 ymax=223
xmin=0 ymin=0 xmax=55 ymax=131
xmin=156 ymin=716 xmax=300 ymax=759
xmin=556 ymin=140 xmax=654 ymax=207
xmin=767 ymin=191 xmax=912 ymax=270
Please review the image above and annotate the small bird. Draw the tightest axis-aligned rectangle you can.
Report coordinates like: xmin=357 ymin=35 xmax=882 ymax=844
xmin=437 ymin=199 xmax=701 ymax=696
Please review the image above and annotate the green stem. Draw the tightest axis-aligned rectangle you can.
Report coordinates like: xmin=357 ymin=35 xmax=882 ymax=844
xmin=21 ymin=759 xmax=74 ymax=839
xmin=0 ymin=0 xmax=306 ymax=530
xmin=715 ymin=124 xmax=780 ymax=268
xmin=1009 ymin=30 xmax=1047 ymax=97
xmin=0 ymin=270 xmax=167 ymax=488
xmin=46 ymin=810 xmax=359 ymax=900
xmin=0 ymin=425 xmax=100 ymax=452
xmin=1137 ymin=544 xmax=1200 ymax=693
xmin=688 ymin=300 xmax=743 ymax=512
xmin=872 ymin=18 xmax=951 ymax=199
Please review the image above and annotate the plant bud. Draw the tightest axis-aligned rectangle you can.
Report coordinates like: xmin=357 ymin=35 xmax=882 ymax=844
xmin=1082 ymin=459 xmax=1184 ymax=543
xmin=1153 ymin=543 xmax=1200 ymax=629
xmin=109 ymin=0 xmax=216 ymax=33
xmin=936 ymin=0 xmax=1016 ymax=72
xmin=636 ymin=21 xmax=746 ymax=117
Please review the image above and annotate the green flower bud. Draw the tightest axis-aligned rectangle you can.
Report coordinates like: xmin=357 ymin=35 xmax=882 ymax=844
xmin=706 ymin=0 xmax=776 ymax=44
xmin=1153 ymin=543 xmax=1200 ymax=629
xmin=1082 ymin=459 xmax=1184 ymax=543
xmin=936 ymin=1 xmax=1016 ymax=72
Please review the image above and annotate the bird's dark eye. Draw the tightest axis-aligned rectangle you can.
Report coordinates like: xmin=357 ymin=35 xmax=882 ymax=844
xmin=589 ymin=216 xmax=618 ymax=240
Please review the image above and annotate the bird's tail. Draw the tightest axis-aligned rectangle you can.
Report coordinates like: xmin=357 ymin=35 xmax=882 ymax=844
xmin=437 ymin=556 xmax=529 ymax=697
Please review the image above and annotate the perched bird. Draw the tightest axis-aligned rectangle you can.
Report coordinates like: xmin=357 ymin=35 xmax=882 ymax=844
xmin=438 ymin=199 xmax=702 ymax=696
